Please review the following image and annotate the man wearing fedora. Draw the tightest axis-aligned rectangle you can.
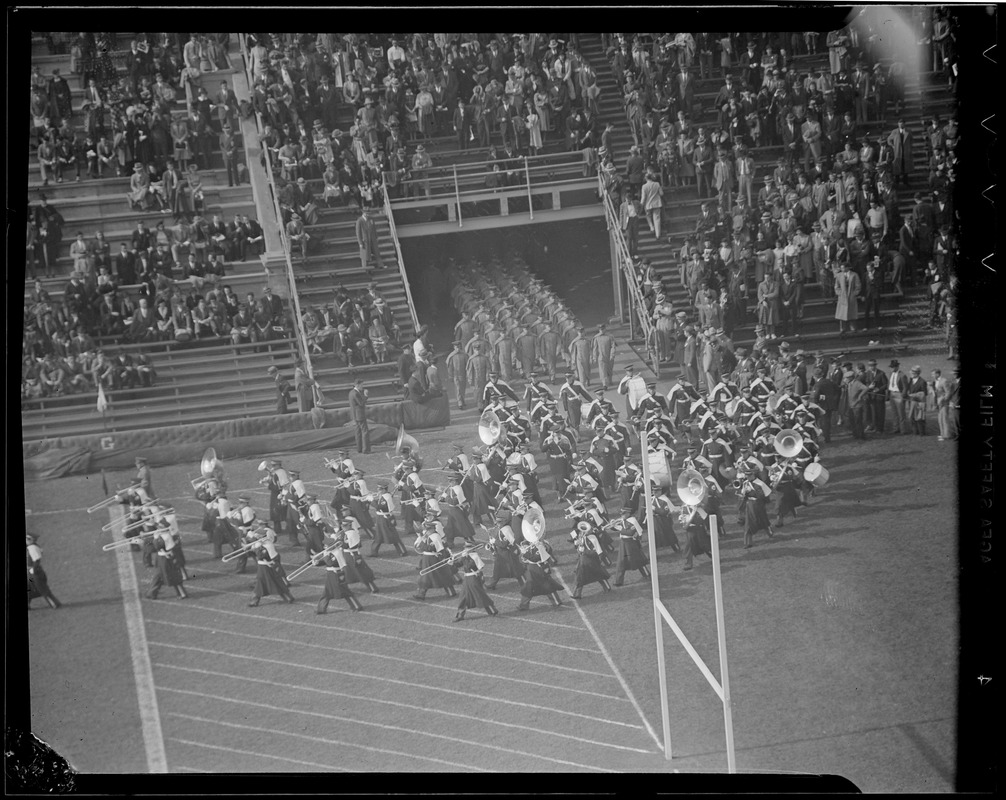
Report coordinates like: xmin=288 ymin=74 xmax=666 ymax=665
xmin=355 ymin=207 xmax=385 ymax=273
xmin=886 ymin=358 xmax=910 ymax=434
xmin=905 ymin=366 xmax=929 ymax=435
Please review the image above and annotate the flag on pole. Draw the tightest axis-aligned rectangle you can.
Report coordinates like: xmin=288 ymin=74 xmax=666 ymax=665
xmin=101 ymin=469 xmax=109 ymax=497
xmin=97 ymin=383 xmax=109 ymax=415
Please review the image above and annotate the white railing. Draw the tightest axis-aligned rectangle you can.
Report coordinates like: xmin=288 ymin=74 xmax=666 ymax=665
xmin=237 ymin=33 xmax=314 ymax=383
xmin=597 ymin=174 xmax=657 ymax=372
xmin=382 ymin=189 xmax=421 ymax=333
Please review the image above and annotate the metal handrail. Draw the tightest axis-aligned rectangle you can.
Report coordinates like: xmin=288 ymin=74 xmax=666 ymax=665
xmin=596 ymin=173 xmax=657 ymax=371
xmin=238 ymin=33 xmax=315 ymax=387
xmin=398 ymin=150 xmax=585 ymax=180
xmin=396 ymin=157 xmax=588 ymax=196
xmin=382 ymin=188 xmax=421 ymax=333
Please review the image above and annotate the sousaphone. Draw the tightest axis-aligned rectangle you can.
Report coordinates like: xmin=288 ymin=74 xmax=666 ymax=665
xmin=191 ymin=447 xmax=222 ymax=489
xmin=520 ymin=506 xmax=551 ymax=562
xmin=478 ymin=409 xmax=506 ymax=445
xmin=395 ymin=425 xmax=421 ymax=460
xmin=676 ymin=468 xmax=708 ymax=507
xmin=773 ymin=429 xmax=804 ymax=459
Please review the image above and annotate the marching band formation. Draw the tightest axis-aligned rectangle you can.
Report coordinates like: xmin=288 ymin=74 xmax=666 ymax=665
xmin=68 ymin=251 xmax=830 ymax=623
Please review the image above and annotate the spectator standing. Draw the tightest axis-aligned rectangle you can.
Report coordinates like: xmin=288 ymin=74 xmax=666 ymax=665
xmin=845 ymin=368 xmax=868 ymax=440
xmin=640 ymin=171 xmax=664 ymax=240
xmin=267 ymin=365 xmax=293 ymax=414
xmin=355 ymin=207 xmax=385 ymax=272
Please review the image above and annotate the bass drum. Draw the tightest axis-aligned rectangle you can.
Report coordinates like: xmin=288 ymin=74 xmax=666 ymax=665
xmin=803 ymin=462 xmax=830 ymax=487
xmin=648 ymin=450 xmax=672 ymax=489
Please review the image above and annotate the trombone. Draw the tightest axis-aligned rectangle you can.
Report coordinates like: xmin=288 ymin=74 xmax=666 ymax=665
xmin=287 ymin=540 xmax=345 ymax=581
xmin=87 ymin=491 xmax=124 ymax=514
xmin=119 ymin=509 xmax=176 ymax=536
xmin=100 ymin=501 xmax=166 ymax=531
xmin=102 ymin=530 xmax=157 ymax=551
xmin=221 ymin=539 xmax=260 ymax=562
xmin=418 ymin=541 xmax=486 ymax=576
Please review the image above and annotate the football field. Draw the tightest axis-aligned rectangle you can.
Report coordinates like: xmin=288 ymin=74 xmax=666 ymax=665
xmin=25 ymin=424 xmax=957 ymax=789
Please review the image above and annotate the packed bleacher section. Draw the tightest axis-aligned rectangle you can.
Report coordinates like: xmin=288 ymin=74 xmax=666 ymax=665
xmin=22 ymin=32 xmax=307 ymax=433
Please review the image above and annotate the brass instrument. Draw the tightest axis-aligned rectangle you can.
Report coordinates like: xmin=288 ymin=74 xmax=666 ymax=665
xmin=676 ymin=469 xmax=708 ymax=507
xmin=773 ymin=429 xmax=804 ymax=458
xmin=119 ymin=508 xmax=176 ymax=535
xmin=101 ymin=500 xmax=161 ymax=531
xmin=418 ymin=541 xmax=486 ymax=576
xmin=221 ymin=538 xmax=261 ymax=562
xmin=87 ymin=488 xmax=125 ymax=514
xmin=478 ymin=409 xmax=505 ymax=446
xmin=395 ymin=426 xmax=421 ymax=460
xmin=520 ymin=508 xmax=553 ymax=564
xmin=287 ymin=540 xmax=345 ymax=581
xmin=191 ymin=447 xmax=223 ymax=489
xmin=101 ymin=530 xmax=157 ymax=551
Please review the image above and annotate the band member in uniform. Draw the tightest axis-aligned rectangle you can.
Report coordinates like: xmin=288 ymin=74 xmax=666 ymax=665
xmin=680 ymin=503 xmax=712 ymax=571
xmin=770 ymin=459 xmax=804 ymax=526
xmin=340 ymin=518 xmax=380 ymax=593
xmin=413 ymin=519 xmax=458 ymax=600
xmin=302 ymin=495 xmax=329 ymax=557
xmin=262 ymin=459 xmax=291 ymax=540
xmin=542 ymin=425 xmax=575 ymax=495
xmin=347 ymin=469 xmax=377 ymax=539
xmin=248 ymin=526 xmax=295 ymax=606
xmin=312 ymin=533 xmax=364 ymax=613
xmin=485 ymin=510 xmax=526 ymax=590
xmin=736 ymin=468 xmax=775 ymax=548
xmin=146 ymin=521 xmax=189 ymax=600
xmin=453 ymin=549 xmax=499 ymax=621
xmin=466 ymin=448 xmax=495 ymax=525
xmin=371 ymin=481 xmax=409 ymax=557
xmin=135 ymin=456 xmax=155 ymax=498
xmin=439 ymin=472 xmax=477 ymax=546
xmin=232 ymin=495 xmax=258 ymax=573
xmin=559 ymin=370 xmax=592 ymax=434
xmin=610 ymin=507 xmax=651 ymax=585
xmin=650 ymin=484 xmax=682 ymax=551
xmin=569 ymin=521 xmax=613 ymax=598
xmin=26 ymin=534 xmax=62 ymax=609
xmin=209 ymin=493 xmax=241 ymax=559
xmin=517 ymin=539 xmax=564 ymax=609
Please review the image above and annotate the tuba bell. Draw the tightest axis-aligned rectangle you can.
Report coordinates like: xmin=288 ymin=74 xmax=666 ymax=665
xmin=395 ymin=425 xmax=421 ymax=460
xmin=773 ymin=429 xmax=804 ymax=459
xmin=676 ymin=468 xmax=708 ymax=507
xmin=191 ymin=447 xmax=222 ymax=489
xmin=478 ymin=409 xmax=505 ymax=445
xmin=521 ymin=506 xmax=546 ymax=543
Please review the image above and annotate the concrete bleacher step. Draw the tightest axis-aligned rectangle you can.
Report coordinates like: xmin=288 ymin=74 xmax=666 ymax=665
xmin=28 ymin=168 xmax=240 ymax=200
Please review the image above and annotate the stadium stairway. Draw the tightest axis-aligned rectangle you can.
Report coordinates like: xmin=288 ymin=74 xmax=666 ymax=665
xmin=576 ymin=34 xmax=955 ymax=370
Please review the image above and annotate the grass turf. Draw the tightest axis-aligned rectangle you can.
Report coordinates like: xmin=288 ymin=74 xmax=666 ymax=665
xmin=25 ymin=414 xmax=957 ymax=786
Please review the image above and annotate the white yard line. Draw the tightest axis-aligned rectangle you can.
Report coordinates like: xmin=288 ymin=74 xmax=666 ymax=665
xmin=552 ymin=570 xmax=664 ymax=752
xmin=150 ymin=603 xmax=610 ymax=678
xmin=157 ymin=663 xmax=652 ymax=755
xmin=107 ymin=505 xmax=169 ymax=773
xmin=167 ymin=738 xmax=351 ymax=772
xmin=168 ymin=712 xmax=486 ymax=772
xmin=149 ymin=618 xmax=626 ymax=702
xmin=159 ymin=688 xmax=621 ymax=773
xmin=149 ymin=641 xmax=642 ymax=731
xmin=189 ymin=583 xmax=601 ymax=654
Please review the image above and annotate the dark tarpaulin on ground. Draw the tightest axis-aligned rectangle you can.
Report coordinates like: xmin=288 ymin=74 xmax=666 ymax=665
xmin=402 ymin=394 xmax=450 ymax=429
xmin=22 ymin=447 xmax=93 ymax=480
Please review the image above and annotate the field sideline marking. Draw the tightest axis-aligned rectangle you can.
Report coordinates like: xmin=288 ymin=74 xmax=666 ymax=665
xmin=188 ymin=583 xmax=601 ymax=654
xmin=167 ymin=712 xmax=488 ymax=772
xmin=168 ymin=738 xmax=351 ymax=772
xmin=149 ymin=641 xmax=643 ymax=731
xmin=553 ymin=570 xmax=664 ymax=752
xmin=107 ymin=505 xmax=169 ymax=773
xmin=159 ymin=687 xmax=622 ymax=773
xmin=150 ymin=618 xmax=627 ymax=702
xmin=149 ymin=603 xmax=611 ymax=678
xmin=157 ymin=663 xmax=652 ymax=754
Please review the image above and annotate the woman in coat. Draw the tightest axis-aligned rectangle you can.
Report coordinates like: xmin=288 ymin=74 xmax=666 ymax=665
xmin=833 ymin=262 xmax=861 ymax=334
xmin=756 ymin=272 xmax=780 ymax=338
